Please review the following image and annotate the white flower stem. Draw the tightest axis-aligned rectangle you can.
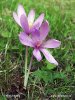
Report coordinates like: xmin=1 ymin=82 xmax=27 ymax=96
xmin=24 ymin=46 xmax=28 ymax=88
xmin=26 ymin=55 xmax=33 ymax=85
xmin=24 ymin=47 xmax=33 ymax=89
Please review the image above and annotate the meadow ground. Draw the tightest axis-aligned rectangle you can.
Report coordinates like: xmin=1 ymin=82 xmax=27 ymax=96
xmin=0 ymin=0 xmax=75 ymax=100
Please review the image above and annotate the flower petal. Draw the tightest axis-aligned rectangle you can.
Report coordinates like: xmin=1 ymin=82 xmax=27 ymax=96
xmin=20 ymin=14 xmax=29 ymax=34
xmin=33 ymin=49 xmax=42 ymax=61
xmin=13 ymin=12 xmax=21 ymax=27
xmin=40 ymin=20 xmax=49 ymax=41
xmin=32 ymin=29 xmax=40 ymax=42
xmin=28 ymin=9 xmax=35 ymax=24
xmin=17 ymin=4 xmax=26 ymax=19
xmin=41 ymin=49 xmax=58 ymax=65
xmin=19 ymin=32 xmax=33 ymax=47
xmin=43 ymin=39 xmax=61 ymax=48
xmin=33 ymin=13 xmax=44 ymax=29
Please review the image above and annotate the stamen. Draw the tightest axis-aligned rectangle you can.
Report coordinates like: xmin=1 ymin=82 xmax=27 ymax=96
xmin=36 ymin=41 xmax=42 ymax=48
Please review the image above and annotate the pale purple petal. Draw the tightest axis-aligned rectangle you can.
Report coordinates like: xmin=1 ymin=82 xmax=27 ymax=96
xmin=43 ymin=39 xmax=61 ymax=48
xmin=28 ymin=9 xmax=35 ymax=24
xmin=13 ymin=12 xmax=21 ymax=27
xmin=17 ymin=4 xmax=26 ymax=19
xmin=33 ymin=13 xmax=44 ymax=29
xmin=33 ymin=49 xmax=42 ymax=61
xmin=31 ymin=29 xmax=40 ymax=42
xmin=40 ymin=20 xmax=49 ymax=41
xmin=19 ymin=32 xmax=33 ymax=47
xmin=41 ymin=49 xmax=58 ymax=65
xmin=20 ymin=14 xmax=29 ymax=34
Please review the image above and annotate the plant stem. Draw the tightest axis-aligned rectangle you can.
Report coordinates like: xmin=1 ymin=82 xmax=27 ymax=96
xmin=26 ymin=55 xmax=33 ymax=88
xmin=27 ymin=55 xmax=33 ymax=80
xmin=24 ymin=47 xmax=33 ymax=89
xmin=24 ymin=46 xmax=28 ymax=88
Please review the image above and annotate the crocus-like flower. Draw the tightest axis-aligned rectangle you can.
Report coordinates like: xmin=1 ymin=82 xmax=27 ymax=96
xmin=19 ymin=21 xmax=61 ymax=65
xmin=13 ymin=4 xmax=44 ymax=35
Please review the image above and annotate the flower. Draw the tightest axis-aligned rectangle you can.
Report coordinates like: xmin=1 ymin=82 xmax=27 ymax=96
xmin=13 ymin=4 xmax=44 ymax=35
xmin=19 ymin=21 xmax=61 ymax=65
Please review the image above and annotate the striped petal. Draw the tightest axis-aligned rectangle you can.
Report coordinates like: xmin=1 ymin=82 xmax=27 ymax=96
xmin=17 ymin=4 xmax=26 ymax=19
xmin=20 ymin=14 xmax=29 ymax=34
xmin=43 ymin=39 xmax=61 ymax=48
xmin=33 ymin=49 xmax=42 ymax=61
xmin=28 ymin=9 xmax=35 ymax=24
xmin=33 ymin=13 xmax=44 ymax=29
xmin=40 ymin=20 xmax=49 ymax=41
xmin=41 ymin=49 xmax=58 ymax=65
xmin=19 ymin=32 xmax=33 ymax=47
xmin=13 ymin=12 xmax=21 ymax=27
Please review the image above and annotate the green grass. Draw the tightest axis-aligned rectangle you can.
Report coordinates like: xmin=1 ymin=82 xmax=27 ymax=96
xmin=0 ymin=0 xmax=75 ymax=99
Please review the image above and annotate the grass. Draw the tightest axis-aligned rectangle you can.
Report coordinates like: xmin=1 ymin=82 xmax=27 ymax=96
xmin=0 ymin=0 xmax=75 ymax=99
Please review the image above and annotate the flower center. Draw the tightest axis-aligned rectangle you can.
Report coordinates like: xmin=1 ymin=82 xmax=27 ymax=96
xmin=36 ymin=41 xmax=42 ymax=48
xmin=29 ymin=22 xmax=33 ymax=28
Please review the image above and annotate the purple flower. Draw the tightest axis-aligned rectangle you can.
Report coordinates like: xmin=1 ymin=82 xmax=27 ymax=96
xmin=19 ymin=21 xmax=61 ymax=65
xmin=13 ymin=4 xmax=44 ymax=35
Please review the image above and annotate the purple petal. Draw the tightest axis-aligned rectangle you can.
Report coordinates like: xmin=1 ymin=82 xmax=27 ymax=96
xmin=43 ymin=39 xmax=61 ymax=48
xmin=33 ymin=13 xmax=44 ymax=29
xmin=13 ymin=12 xmax=21 ymax=27
xmin=17 ymin=4 xmax=26 ymax=19
xmin=33 ymin=49 xmax=42 ymax=61
xmin=19 ymin=32 xmax=33 ymax=47
xmin=28 ymin=9 xmax=35 ymax=25
xmin=41 ymin=49 xmax=58 ymax=65
xmin=20 ymin=14 xmax=29 ymax=34
xmin=40 ymin=20 xmax=49 ymax=41
xmin=32 ymin=29 xmax=40 ymax=42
